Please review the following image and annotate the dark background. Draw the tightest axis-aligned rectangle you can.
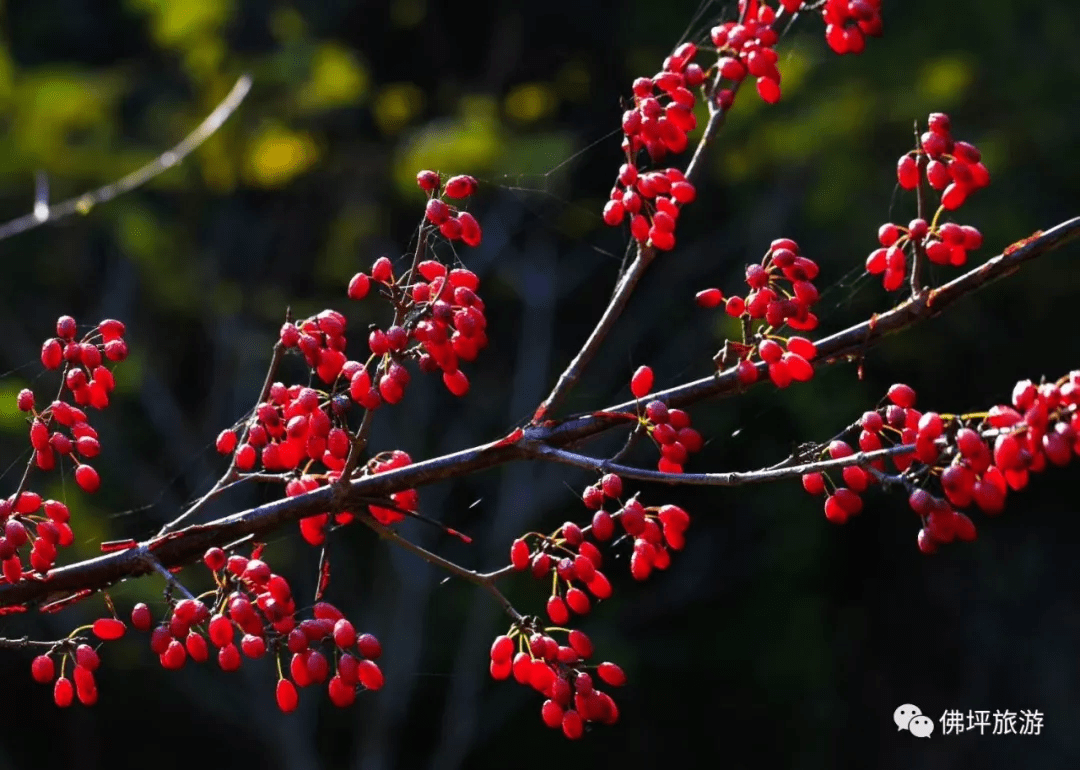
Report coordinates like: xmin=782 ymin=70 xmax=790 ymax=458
xmin=0 ymin=1 xmax=1078 ymax=768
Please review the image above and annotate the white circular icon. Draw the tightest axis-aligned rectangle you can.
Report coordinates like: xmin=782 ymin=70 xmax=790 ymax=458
xmin=894 ymin=703 xmax=922 ymax=731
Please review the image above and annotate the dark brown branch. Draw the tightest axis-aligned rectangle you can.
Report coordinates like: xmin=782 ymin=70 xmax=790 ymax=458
xmin=0 ymin=216 xmax=1076 ymax=609
xmin=0 ymin=635 xmax=86 ymax=652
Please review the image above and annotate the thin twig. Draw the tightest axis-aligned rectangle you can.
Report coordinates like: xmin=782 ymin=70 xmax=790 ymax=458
xmin=0 ymin=75 xmax=252 ymax=242
xmin=910 ymin=121 xmax=928 ymax=295
xmin=523 ymin=442 xmax=913 ymax=486
xmin=158 ymin=338 xmax=285 ymax=535
xmin=0 ymin=635 xmax=85 ymax=652
xmin=143 ymin=552 xmax=197 ymax=602
xmin=359 ymin=513 xmax=522 ymax=622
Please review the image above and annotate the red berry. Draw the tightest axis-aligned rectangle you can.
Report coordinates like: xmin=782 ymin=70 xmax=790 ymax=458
xmin=897 ymin=155 xmax=919 ymax=189
xmin=630 ymin=365 xmax=654 ymax=399
xmin=887 ymin=383 xmax=917 ymax=408
xmin=562 ymin=709 xmax=584 ymax=739
xmin=802 ymin=472 xmax=825 ymax=495
xmin=357 ymin=659 xmax=384 ymax=690
xmin=276 ymin=679 xmax=299 ymax=712
xmin=755 ymin=76 xmax=781 ymax=104
xmin=416 ymin=170 xmax=440 ymax=192
xmin=442 ymin=369 xmax=470 ymax=397
xmin=597 ymin=661 xmax=626 ymax=687
xmin=546 ymin=595 xmax=570 ymax=624
xmin=31 ymin=654 xmax=55 ymax=683
xmin=510 ymin=538 xmax=530 ymax=570
xmin=75 ymin=464 xmax=100 ymax=493
xmin=92 ymin=617 xmax=126 ymax=641
xmin=131 ymin=602 xmax=152 ymax=632
xmin=54 ymin=677 xmax=74 ymax=707
xmin=348 ymin=272 xmax=371 ymax=300
xmin=600 ymin=473 xmax=623 ymax=498
xmin=444 ymin=174 xmax=478 ymax=198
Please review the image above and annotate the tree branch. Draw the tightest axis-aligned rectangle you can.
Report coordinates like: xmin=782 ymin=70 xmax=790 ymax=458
xmin=0 ymin=74 xmax=252 ymax=242
xmin=0 ymin=215 xmax=1076 ymax=609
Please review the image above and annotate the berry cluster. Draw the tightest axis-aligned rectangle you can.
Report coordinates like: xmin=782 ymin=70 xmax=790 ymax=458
xmin=712 ymin=2 xmax=785 ymax=106
xmin=349 ymin=258 xmax=487 ymax=401
xmin=30 ymin=616 xmax=126 ymax=707
xmin=819 ymin=0 xmax=883 ymax=56
xmin=619 ymin=42 xmax=702 ymax=164
xmin=603 ymin=37 xmax=701 ymax=251
xmin=603 ymin=166 xmax=697 ymax=252
xmin=27 ymin=316 xmax=127 ymax=481
xmin=602 ymin=2 xmax=887 ymax=251
xmin=3 ymin=317 xmax=128 ymax=585
xmin=0 ymin=495 xmax=72 ymax=583
xmin=489 ymin=625 xmax=624 ymax=739
xmin=629 ymin=366 xmax=704 ymax=474
xmin=417 ymin=171 xmax=482 ymax=246
xmin=278 ymin=310 xmax=348 ymax=385
xmin=498 ymin=476 xmax=690 ymax=737
xmin=511 ymin=474 xmax=691 ymax=592
xmin=713 ymin=1 xmax=884 ymax=109
xmin=868 ymin=113 xmax=990 ymax=290
xmin=801 ymin=373 xmax=1080 ymax=553
xmin=696 ymin=239 xmax=821 ymax=388
xmin=136 ymin=548 xmax=383 ymax=711
xmin=294 ymin=449 xmax=419 ymax=546
xmin=218 ymin=383 xmax=351 ymax=473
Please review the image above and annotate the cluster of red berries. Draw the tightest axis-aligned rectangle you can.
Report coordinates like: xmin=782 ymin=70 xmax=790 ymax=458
xmin=869 ymin=113 xmax=990 ymax=290
xmin=819 ymin=0 xmax=883 ymax=55
xmin=0 ymin=495 xmax=73 ymax=584
xmin=214 ymin=380 xmax=421 ymax=541
xmin=217 ymin=383 xmax=350 ymax=473
xmin=801 ymin=384 xmax=917 ymax=526
xmin=499 ymin=476 xmax=689 ymax=737
xmin=603 ymin=166 xmax=697 ymax=252
xmin=603 ymin=2 xmax=886 ymax=248
xmin=603 ymin=38 xmax=701 ymax=251
xmin=3 ymin=317 xmax=128 ymax=585
xmin=696 ymin=239 xmax=821 ymax=388
xmin=38 ymin=315 xmax=127 ymax=407
xmin=31 ymin=618 xmax=123 ymax=707
xmin=489 ymin=625 xmax=625 ymax=739
xmin=25 ymin=315 xmax=126 ymax=485
xmin=417 ymin=171 xmax=482 ymax=247
xmin=349 ymin=258 xmax=487 ymax=401
xmin=511 ymin=474 xmax=691 ymax=590
xmin=629 ymin=367 xmax=704 ymax=474
xmin=801 ymin=373 xmax=1080 ymax=553
xmin=279 ymin=310 xmax=348 ymax=385
xmin=712 ymin=2 xmax=785 ymax=106
xmin=132 ymin=548 xmax=383 ymax=711
xmin=697 ymin=239 xmax=821 ymax=330
xmin=712 ymin=1 xmax=883 ymax=110
xmin=619 ymin=42 xmax=701 ymax=164
xmin=294 ymin=449 xmax=419 ymax=546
